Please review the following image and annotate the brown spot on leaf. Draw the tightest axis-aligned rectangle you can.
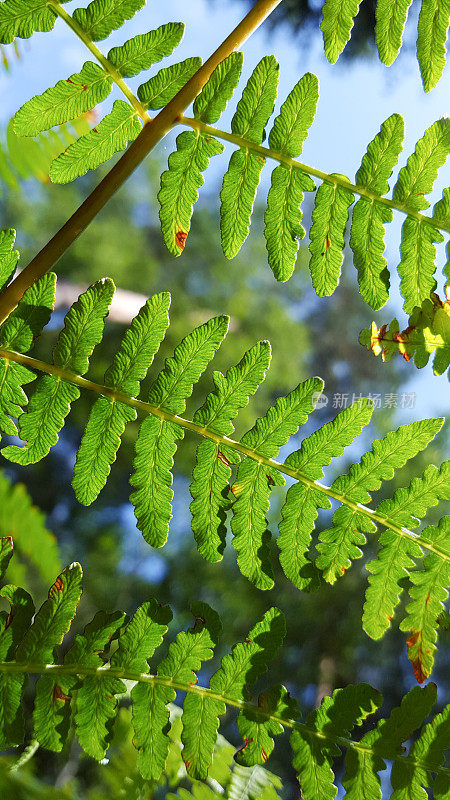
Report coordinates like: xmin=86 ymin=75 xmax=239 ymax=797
xmin=261 ymin=748 xmax=268 ymax=762
xmin=217 ymin=450 xmax=231 ymax=467
xmin=326 ymin=236 xmax=331 ymax=249
xmin=49 ymin=576 xmax=64 ymax=597
xmin=52 ymin=684 xmax=71 ymax=703
xmin=266 ymin=474 xmax=275 ymax=486
xmin=235 ymin=737 xmax=252 ymax=756
xmin=175 ymin=230 xmax=188 ymax=250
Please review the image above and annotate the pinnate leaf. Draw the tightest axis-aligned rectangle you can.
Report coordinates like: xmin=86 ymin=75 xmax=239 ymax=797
xmin=14 ymin=62 xmax=113 ymax=137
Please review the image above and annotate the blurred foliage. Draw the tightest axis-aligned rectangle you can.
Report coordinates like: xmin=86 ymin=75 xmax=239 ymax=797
xmin=232 ymin=0 xmax=378 ymax=57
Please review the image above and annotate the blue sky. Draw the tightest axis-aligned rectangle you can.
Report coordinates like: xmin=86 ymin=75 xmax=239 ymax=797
xmin=1 ymin=0 xmax=449 ymax=414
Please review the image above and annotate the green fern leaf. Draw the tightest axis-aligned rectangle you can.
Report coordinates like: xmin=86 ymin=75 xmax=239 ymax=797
xmin=220 ymin=150 xmax=266 ymax=259
xmin=159 ymin=131 xmax=224 ymax=256
xmin=2 ymin=279 xmax=114 ymax=464
xmin=350 ymin=113 xmax=404 ymax=309
xmin=390 ymin=702 xmax=450 ymax=800
xmin=375 ymin=0 xmax=412 ymax=65
xmin=219 ymin=56 xmax=279 ymax=259
xmin=130 ymin=416 xmax=184 ymax=547
xmin=15 ymin=562 xmax=82 ymax=663
xmin=278 ymin=399 xmax=373 ymax=592
xmin=264 ymin=166 xmax=315 ymax=282
xmin=268 ymin=72 xmax=318 ymax=158
xmin=0 ymin=272 xmax=56 ymax=438
xmin=398 ymin=216 xmax=444 ymax=314
xmin=363 ymin=462 xmax=450 ymax=640
xmin=138 ymin=57 xmax=202 ymax=108
xmin=0 ymin=0 xmax=63 ymax=42
xmin=148 ymin=314 xmax=229 ymax=414
xmin=183 ymin=607 xmax=285 ymax=782
xmin=14 ymin=62 xmax=113 ymax=137
xmin=0 ymin=227 xmax=19 ymax=290
xmin=231 ymin=55 xmax=279 ymax=142
xmin=356 ymin=113 xmax=405 ymax=194
xmin=342 ymin=685 xmax=438 ymax=799
xmin=107 ymin=22 xmax=184 ymax=77
xmin=190 ymin=341 xmax=271 ymax=562
xmin=131 ymin=316 xmax=229 ymax=545
xmin=72 ymin=0 xmax=145 ymax=42
xmin=50 ymin=100 xmax=141 ymax=183
xmin=374 ymin=683 xmax=437 ymax=756
xmin=417 ymin=0 xmax=450 ymax=92
xmin=74 ymin=600 xmax=171 ymax=761
xmin=320 ymin=0 xmax=362 ymax=63
xmin=133 ymin=603 xmax=221 ymax=781
xmin=309 ymin=176 xmax=354 ymax=296
xmin=193 ymin=52 xmax=243 ymax=124
xmin=73 ymin=292 xmax=170 ymax=505
xmin=0 ymin=584 xmax=34 ymax=748
xmin=236 ymin=685 xmax=299 ymax=767
xmin=316 ymin=418 xmax=444 ymax=583
xmin=393 ymin=118 xmax=450 ymax=211
xmin=34 ymin=609 xmax=125 ymax=753
xmin=291 ymin=684 xmax=381 ymax=800
xmin=231 ymin=377 xmax=322 ymax=589
xmin=400 ymin=517 xmax=450 ymax=683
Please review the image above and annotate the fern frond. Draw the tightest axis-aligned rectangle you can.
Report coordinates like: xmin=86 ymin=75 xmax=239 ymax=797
xmin=259 ymin=70 xmax=320 ymax=279
xmin=292 ymin=683 xmax=381 ymax=800
xmin=0 ymin=0 xmax=66 ymax=42
xmin=393 ymin=119 xmax=450 ymax=311
xmin=417 ymin=0 xmax=450 ymax=93
xmin=360 ymin=286 xmax=450 ymax=377
xmin=231 ymin=377 xmax=322 ymax=589
xmin=107 ymin=22 xmax=185 ymax=77
xmin=72 ymin=0 xmax=145 ymax=42
xmin=138 ymin=57 xmax=203 ymax=109
xmin=390 ymin=700 xmax=450 ymax=800
xmin=220 ymin=56 xmax=279 ymax=259
xmin=320 ymin=0 xmax=362 ymax=65
xmin=159 ymin=131 xmax=224 ymax=255
xmin=1 ymin=560 xmax=447 ymax=796
xmin=14 ymin=62 xmax=113 ymax=137
xmin=375 ymin=0 xmax=412 ymax=66
xmin=0 ymin=268 xmax=56 ymax=439
xmin=278 ymin=398 xmax=374 ymax=592
xmin=316 ymin=418 xmax=444 ymax=583
xmin=309 ymin=176 xmax=354 ymax=297
xmin=190 ymin=340 xmax=271 ymax=562
xmin=0 ymin=278 xmax=448 ymax=677
xmin=400 ymin=516 xmax=450 ymax=682
xmin=363 ymin=461 xmax=450 ymax=641
xmin=2 ymin=279 xmax=113 ymax=464
xmin=73 ymin=291 xmax=170 ymax=505
xmin=130 ymin=315 xmax=229 ymax=545
xmin=49 ymin=99 xmax=140 ymax=183
xmin=350 ymin=113 xmax=404 ymax=309
xmin=193 ymin=53 xmax=243 ymax=125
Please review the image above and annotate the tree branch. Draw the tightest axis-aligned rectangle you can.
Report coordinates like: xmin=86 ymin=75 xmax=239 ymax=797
xmin=0 ymin=0 xmax=283 ymax=325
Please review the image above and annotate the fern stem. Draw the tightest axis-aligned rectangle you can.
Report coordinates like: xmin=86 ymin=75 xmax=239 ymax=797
xmin=1 ymin=346 xmax=447 ymax=565
xmin=0 ymin=0 xmax=283 ymax=326
xmin=47 ymin=0 xmax=150 ymax=123
xmin=0 ymin=660 xmax=447 ymax=777
xmin=180 ymin=115 xmax=450 ymax=235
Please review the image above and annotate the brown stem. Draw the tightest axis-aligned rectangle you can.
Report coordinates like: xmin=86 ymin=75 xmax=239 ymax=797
xmin=0 ymin=0 xmax=283 ymax=325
